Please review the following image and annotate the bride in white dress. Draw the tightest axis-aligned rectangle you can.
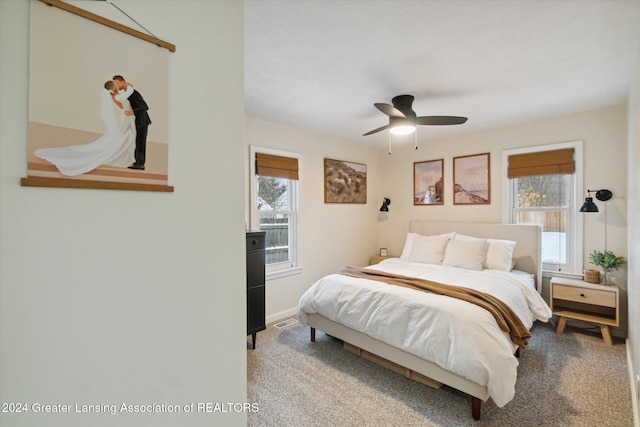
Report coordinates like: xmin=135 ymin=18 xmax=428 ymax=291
xmin=35 ymin=81 xmax=136 ymax=176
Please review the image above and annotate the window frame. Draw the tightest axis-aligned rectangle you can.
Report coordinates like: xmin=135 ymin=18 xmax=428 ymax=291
xmin=501 ymin=141 xmax=584 ymax=277
xmin=249 ymin=146 xmax=302 ymax=279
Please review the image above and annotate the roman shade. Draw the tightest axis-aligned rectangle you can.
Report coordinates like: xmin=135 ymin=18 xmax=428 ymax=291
xmin=255 ymin=153 xmax=299 ymax=180
xmin=507 ymin=148 xmax=574 ymax=178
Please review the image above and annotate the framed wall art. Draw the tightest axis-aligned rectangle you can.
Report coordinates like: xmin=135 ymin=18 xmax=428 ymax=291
xmin=414 ymin=159 xmax=444 ymax=205
xmin=324 ymin=158 xmax=367 ymax=204
xmin=453 ymin=152 xmax=490 ymax=205
xmin=22 ymin=0 xmax=175 ymax=192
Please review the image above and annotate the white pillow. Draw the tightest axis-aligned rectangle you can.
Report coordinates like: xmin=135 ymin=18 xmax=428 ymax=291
xmin=400 ymin=232 xmax=455 ymax=261
xmin=400 ymin=233 xmax=417 ymax=260
xmin=485 ymin=239 xmax=517 ymax=271
xmin=441 ymin=238 xmax=487 ymax=270
xmin=407 ymin=234 xmax=452 ymax=264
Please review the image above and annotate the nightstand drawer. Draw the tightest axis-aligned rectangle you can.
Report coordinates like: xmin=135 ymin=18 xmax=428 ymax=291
xmin=553 ymin=284 xmax=616 ymax=308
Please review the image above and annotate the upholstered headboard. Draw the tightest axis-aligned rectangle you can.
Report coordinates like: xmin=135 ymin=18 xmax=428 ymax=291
xmin=409 ymin=221 xmax=542 ymax=292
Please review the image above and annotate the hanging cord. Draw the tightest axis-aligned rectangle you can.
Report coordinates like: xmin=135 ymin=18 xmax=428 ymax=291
xmin=603 ymin=202 xmax=607 ymax=252
xmin=556 ymin=175 xmax=563 ymax=272
xmin=387 ymin=130 xmax=418 ymax=154
xmin=105 ymin=0 xmax=159 ymax=39
xmin=560 ymin=176 xmax=562 ymax=271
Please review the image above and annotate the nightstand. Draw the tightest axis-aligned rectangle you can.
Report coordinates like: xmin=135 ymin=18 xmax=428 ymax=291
xmin=369 ymin=255 xmax=393 ymax=265
xmin=550 ymin=277 xmax=619 ymax=346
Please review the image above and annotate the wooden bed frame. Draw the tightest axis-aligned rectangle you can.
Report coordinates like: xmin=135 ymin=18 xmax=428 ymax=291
xmin=306 ymin=221 xmax=542 ymax=420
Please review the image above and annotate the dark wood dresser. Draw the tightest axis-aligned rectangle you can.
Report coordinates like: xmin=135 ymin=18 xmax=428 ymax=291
xmin=246 ymin=231 xmax=266 ymax=349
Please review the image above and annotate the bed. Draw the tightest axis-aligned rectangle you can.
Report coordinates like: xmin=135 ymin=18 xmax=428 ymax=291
xmin=297 ymin=221 xmax=552 ymax=420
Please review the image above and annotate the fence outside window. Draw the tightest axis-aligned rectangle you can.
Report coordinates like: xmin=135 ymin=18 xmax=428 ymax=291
xmin=259 ymin=216 xmax=290 ymax=264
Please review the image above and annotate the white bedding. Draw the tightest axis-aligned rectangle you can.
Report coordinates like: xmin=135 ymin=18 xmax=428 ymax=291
xmin=297 ymin=258 xmax=552 ymax=407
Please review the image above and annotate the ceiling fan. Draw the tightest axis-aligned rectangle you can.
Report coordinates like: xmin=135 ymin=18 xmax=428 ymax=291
xmin=363 ymin=94 xmax=467 ymax=137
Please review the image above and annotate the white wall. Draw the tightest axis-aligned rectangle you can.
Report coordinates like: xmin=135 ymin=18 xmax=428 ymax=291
xmin=0 ymin=2 xmax=247 ymax=426
xmin=627 ymin=39 xmax=640 ymax=425
xmin=245 ymin=117 xmax=381 ymax=321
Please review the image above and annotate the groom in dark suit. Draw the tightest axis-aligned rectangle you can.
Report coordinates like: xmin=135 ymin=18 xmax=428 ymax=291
xmin=113 ymin=75 xmax=151 ymax=170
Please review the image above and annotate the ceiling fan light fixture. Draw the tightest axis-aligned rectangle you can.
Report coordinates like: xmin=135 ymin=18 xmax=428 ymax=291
xmin=389 ymin=125 xmax=416 ymax=135
xmin=389 ymin=116 xmax=416 ymax=135
xmin=363 ymin=94 xmax=466 ymax=138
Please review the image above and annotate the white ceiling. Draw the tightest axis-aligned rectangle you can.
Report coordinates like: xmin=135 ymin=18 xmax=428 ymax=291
xmin=244 ymin=0 xmax=640 ymax=148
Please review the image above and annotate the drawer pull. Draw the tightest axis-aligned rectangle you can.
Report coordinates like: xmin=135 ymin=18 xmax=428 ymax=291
xmin=580 ymin=293 xmax=585 ymax=297
xmin=252 ymin=240 xmax=258 ymax=244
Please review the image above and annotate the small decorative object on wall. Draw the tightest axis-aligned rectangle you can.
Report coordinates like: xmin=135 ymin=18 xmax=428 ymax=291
xmin=324 ymin=158 xmax=367 ymax=204
xmin=22 ymin=0 xmax=175 ymax=192
xmin=414 ymin=159 xmax=444 ymax=205
xmin=453 ymin=153 xmax=490 ymax=205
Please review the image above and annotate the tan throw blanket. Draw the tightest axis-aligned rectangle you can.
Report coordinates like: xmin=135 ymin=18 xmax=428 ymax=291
xmin=338 ymin=266 xmax=531 ymax=348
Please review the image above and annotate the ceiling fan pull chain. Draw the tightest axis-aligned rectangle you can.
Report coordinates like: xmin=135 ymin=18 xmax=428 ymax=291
xmin=414 ymin=130 xmax=418 ymax=150
xmin=388 ymin=133 xmax=392 ymax=155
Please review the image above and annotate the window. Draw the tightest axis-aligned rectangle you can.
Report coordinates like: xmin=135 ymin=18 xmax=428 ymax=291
xmin=250 ymin=147 xmax=301 ymax=278
xmin=502 ymin=141 xmax=584 ymax=275
xmin=512 ymin=174 xmax=573 ymax=271
xmin=257 ymin=176 xmax=295 ymax=265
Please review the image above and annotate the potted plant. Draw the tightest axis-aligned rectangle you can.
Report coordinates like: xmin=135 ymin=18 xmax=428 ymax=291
xmin=588 ymin=250 xmax=626 ymax=285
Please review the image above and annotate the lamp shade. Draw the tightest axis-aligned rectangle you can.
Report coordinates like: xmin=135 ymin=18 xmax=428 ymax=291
xmin=579 ymin=196 xmax=599 ymax=212
xmin=579 ymin=189 xmax=612 ymax=212
xmin=389 ymin=117 xmax=416 ymax=135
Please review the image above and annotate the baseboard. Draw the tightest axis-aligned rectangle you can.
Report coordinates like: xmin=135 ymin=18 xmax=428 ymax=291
xmin=266 ymin=307 xmax=297 ymax=325
xmin=628 ymin=339 xmax=639 ymax=427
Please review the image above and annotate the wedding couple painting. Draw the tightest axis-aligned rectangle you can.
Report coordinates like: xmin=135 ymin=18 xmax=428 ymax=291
xmin=34 ymin=75 xmax=150 ymax=177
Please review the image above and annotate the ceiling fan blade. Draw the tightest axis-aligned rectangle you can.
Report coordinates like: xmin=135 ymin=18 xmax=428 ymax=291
xmin=375 ymin=103 xmax=405 ymax=118
xmin=363 ymin=124 xmax=389 ymax=136
xmin=416 ymin=116 xmax=468 ymax=126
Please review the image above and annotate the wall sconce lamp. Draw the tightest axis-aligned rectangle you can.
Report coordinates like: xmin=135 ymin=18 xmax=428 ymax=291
xmin=579 ymin=188 xmax=614 ymax=259
xmin=379 ymin=198 xmax=391 ymax=212
xmin=579 ymin=189 xmax=612 ymax=213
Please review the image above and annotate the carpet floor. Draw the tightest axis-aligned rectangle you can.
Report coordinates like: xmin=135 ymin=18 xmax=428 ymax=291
xmin=247 ymin=319 xmax=632 ymax=426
